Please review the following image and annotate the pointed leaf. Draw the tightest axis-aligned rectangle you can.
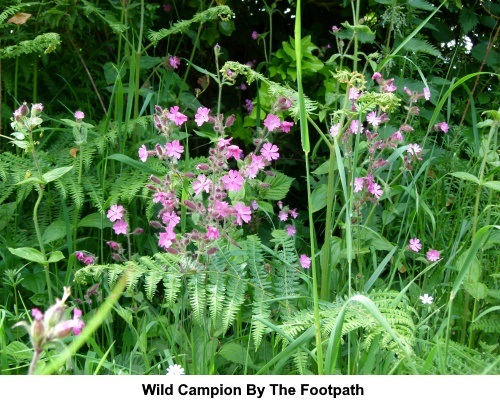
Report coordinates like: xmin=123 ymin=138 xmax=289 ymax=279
xmin=8 ymin=247 xmax=45 ymax=264
xmin=48 ymin=250 xmax=65 ymax=263
xmin=450 ymin=172 xmax=480 ymax=184
xmin=43 ymin=166 xmax=73 ymax=183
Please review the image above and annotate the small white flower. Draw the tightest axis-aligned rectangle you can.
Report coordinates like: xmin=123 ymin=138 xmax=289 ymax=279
xmin=419 ymin=293 xmax=434 ymax=305
xmin=166 ymin=364 xmax=185 ymax=375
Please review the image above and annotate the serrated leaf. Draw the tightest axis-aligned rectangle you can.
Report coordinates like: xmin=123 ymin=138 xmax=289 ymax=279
xmin=43 ymin=166 xmax=73 ymax=183
xmin=403 ymin=38 xmax=441 ymax=58
xmin=450 ymin=172 xmax=480 ymax=184
xmin=408 ymin=0 xmax=436 ymax=10
xmin=459 ymin=7 xmax=479 ymax=33
xmin=8 ymin=247 xmax=45 ymax=264
xmin=261 ymin=172 xmax=294 ymax=201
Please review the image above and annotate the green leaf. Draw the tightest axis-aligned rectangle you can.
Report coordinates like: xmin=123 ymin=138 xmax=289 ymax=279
xmin=260 ymin=172 xmax=294 ymax=201
xmin=408 ymin=0 xmax=436 ymax=10
xmin=5 ymin=342 xmax=33 ymax=360
xmin=15 ymin=176 xmax=43 ymax=186
xmin=78 ymin=212 xmax=112 ymax=229
xmin=463 ymin=281 xmax=489 ymax=300
xmin=218 ymin=20 xmax=235 ymax=36
xmin=450 ymin=172 xmax=480 ymax=184
xmin=106 ymin=154 xmax=164 ymax=176
xmin=0 ymin=203 xmax=17 ymax=231
xmin=43 ymin=166 xmax=73 ymax=183
xmin=42 ymin=220 xmax=68 ymax=244
xmin=8 ymin=247 xmax=45 ymax=264
xmin=459 ymin=7 xmax=479 ymax=33
xmin=483 ymin=181 xmax=500 ymax=192
xmin=311 ymin=183 xmax=328 ymax=212
xmin=48 ymin=250 xmax=65 ymax=263
xmin=218 ymin=342 xmax=255 ymax=368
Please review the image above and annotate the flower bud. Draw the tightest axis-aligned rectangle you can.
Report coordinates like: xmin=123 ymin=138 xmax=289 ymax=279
xmin=225 ymin=114 xmax=235 ymax=128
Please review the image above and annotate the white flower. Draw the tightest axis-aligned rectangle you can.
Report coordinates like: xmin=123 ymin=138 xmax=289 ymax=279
xmin=166 ymin=364 xmax=185 ymax=375
xmin=419 ymin=293 xmax=433 ymax=305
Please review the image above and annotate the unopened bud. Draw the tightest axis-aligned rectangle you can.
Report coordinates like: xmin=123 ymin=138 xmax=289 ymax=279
xmin=150 ymin=221 xmax=162 ymax=228
xmin=207 ymin=247 xmax=219 ymax=255
xmin=225 ymin=115 xmax=235 ymax=128
xmin=196 ymin=163 xmax=210 ymax=171
xmin=184 ymin=200 xmax=197 ymax=210
xmin=149 ymin=175 xmax=162 ymax=184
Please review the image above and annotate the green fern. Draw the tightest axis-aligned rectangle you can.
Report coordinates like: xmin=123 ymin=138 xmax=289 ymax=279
xmin=0 ymin=33 xmax=61 ymax=59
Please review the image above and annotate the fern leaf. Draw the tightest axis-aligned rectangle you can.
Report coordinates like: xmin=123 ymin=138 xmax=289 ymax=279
xmin=188 ymin=273 xmax=207 ymax=325
xmin=402 ymin=38 xmax=442 ymax=58
xmin=0 ymin=33 xmax=61 ymax=59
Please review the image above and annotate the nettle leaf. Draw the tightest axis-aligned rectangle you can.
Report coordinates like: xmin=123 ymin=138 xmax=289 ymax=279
xmin=408 ymin=0 xmax=436 ymax=11
xmin=459 ymin=7 xmax=479 ymax=34
xmin=260 ymin=171 xmax=294 ymax=201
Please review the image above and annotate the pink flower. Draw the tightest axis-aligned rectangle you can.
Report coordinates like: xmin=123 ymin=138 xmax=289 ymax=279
xmin=214 ymin=200 xmax=231 ymax=218
xmin=289 ymin=208 xmax=298 ymax=219
xmin=74 ymin=110 xmax=84 ymax=121
xmin=367 ymin=182 xmax=383 ymax=199
xmin=391 ymin=131 xmax=404 ymax=142
xmin=299 ymin=254 xmax=311 ymax=269
xmin=206 ymin=226 xmax=219 ymax=240
xmin=407 ymin=143 xmax=422 ymax=156
xmin=195 ymin=107 xmax=210 ymax=126
xmin=165 ymin=140 xmax=184 ymax=159
xmin=251 ymin=31 xmax=259 ymax=40
xmin=153 ymin=191 xmax=168 ymax=204
xmin=107 ymin=205 xmax=125 ymax=222
xmin=32 ymin=308 xmax=44 ymax=321
xmin=350 ymin=119 xmax=364 ymax=134
xmin=330 ymin=123 xmax=341 ymax=138
xmin=241 ymin=83 xmax=247 ymax=91
xmin=245 ymin=155 xmax=266 ymax=179
xmin=70 ymin=308 xmax=84 ymax=335
xmin=263 ymin=114 xmax=281 ymax=131
xmin=226 ymin=145 xmax=243 ymax=160
xmin=167 ymin=106 xmax=187 ymax=126
xmin=366 ymin=111 xmax=381 ymax=127
xmin=437 ymin=122 xmax=449 ymax=133
xmin=234 ymin=202 xmax=252 ymax=225
xmin=138 ymin=145 xmax=148 ymax=162
xmin=353 ymin=177 xmax=364 ymax=192
xmin=408 ymin=238 xmax=422 ymax=252
xmin=332 ymin=26 xmax=339 ymax=33
xmin=372 ymin=72 xmax=383 ymax=83
xmin=261 ymin=143 xmax=280 ymax=161
xmin=169 ymin=55 xmax=180 ymax=69
xmin=426 ymin=249 xmax=440 ymax=262
xmin=278 ymin=211 xmax=288 ymax=221
xmin=280 ymin=121 xmax=294 ymax=133
xmin=286 ymin=225 xmax=296 ymax=237
xmin=423 ymin=87 xmax=431 ymax=101
xmin=159 ymin=227 xmax=176 ymax=249
xmin=161 ymin=211 xmax=180 ymax=227
xmin=245 ymin=99 xmax=254 ymax=113
xmin=217 ymin=137 xmax=233 ymax=148
xmin=193 ymin=174 xmax=212 ymax=195
xmin=221 ymin=170 xmax=244 ymax=192
xmin=251 ymin=200 xmax=258 ymax=210
xmin=349 ymin=87 xmax=360 ymax=101
xmin=113 ymin=220 xmax=128 ymax=235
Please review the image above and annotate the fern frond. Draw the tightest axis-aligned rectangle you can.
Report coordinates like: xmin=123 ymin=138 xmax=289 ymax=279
xmin=0 ymin=33 xmax=61 ymax=59
xmin=148 ymin=5 xmax=234 ymax=45
xmin=402 ymin=38 xmax=442 ymax=58
xmin=188 ymin=273 xmax=207 ymax=325
xmin=80 ymin=0 xmax=127 ymax=34
xmin=207 ymin=272 xmax=227 ymax=333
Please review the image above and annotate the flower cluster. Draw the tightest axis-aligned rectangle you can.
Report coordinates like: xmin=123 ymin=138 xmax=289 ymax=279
xmin=14 ymin=287 xmax=85 ymax=355
xmin=407 ymin=237 xmax=441 ymax=262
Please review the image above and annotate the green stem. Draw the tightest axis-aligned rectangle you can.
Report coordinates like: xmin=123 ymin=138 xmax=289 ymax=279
xmin=33 ymin=186 xmax=52 ymax=303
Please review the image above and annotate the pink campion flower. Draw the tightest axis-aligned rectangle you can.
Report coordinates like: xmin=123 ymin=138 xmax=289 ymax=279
xmin=383 ymin=78 xmax=397 ymax=93
xmin=437 ymin=122 xmax=449 ymax=133
xmin=113 ymin=220 xmax=128 ymax=235
xmin=251 ymin=200 xmax=258 ymax=210
xmin=169 ymin=55 xmax=181 ymax=69
xmin=372 ymin=72 xmax=383 ymax=83
xmin=162 ymin=211 xmax=180 ymax=228
xmin=408 ymin=238 xmax=422 ymax=252
xmin=226 ymin=145 xmax=243 ymax=160
xmin=350 ymin=119 xmax=364 ymax=134
xmin=107 ymin=205 xmax=125 ymax=222
xmin=32 ymin=308 xmax=44 ymax=321
xmin=353 ymin=177 xmax=364 ymax=192
xmin=153 ymin=191 xmax=169 ymax=205
xmin=54 ymin=308 xmax=85 ymax=338
xmin=366 ymin=111 xmax=381 ymax=127
xmin=280 ymin=121 xmax=294 ymax=133
xmin=426 ymin=249 xmax=440 ymax=262
xmin=251 ymin=31 xmax=259 ymax=40
xmin=107 ymin=241 xmax=121 ymax=251
xmin=423 ymin=87 xmax=431 ymax=101
xmin=234 ymin=202 xmax=252 ymax=225
xmin=214 ymin=200 xmax=231 ymax=218
xmin=263 ymin=114 xmax=281 ymax=131
xmin=367 ymin=182 xmax=383 ymax=199
xmin=167 ymin=106 xmax=188 ymax=126
xmin=330 ymin=123 xmax=341 ymax=138
xmin=349 ymin=87 xmax=360 ymax=101
xmin=289 ymin=208 xmax=298 ymax=219
xmin=278 ymin=211 xmax=288 ymax=221
xmin=165 ymin=140 xmax=184 ymax=159
xmin=138 ymin=145 xmax=148 ymax=162
xmin=74 ymin=110 xmax=84 ymax=121
xmin=217 ymin=137 xmax=233 ymax=148
xmin=195 ymin=107 xmax=211 ymax=126
xmin=391 ymin=131 xmax=404 ymax=142
xmin=407 ymin=143 xmax=422 ymax=156
xmin=206 ymin=226 xmax=220 ymax=240
xmin=192 ymin=174 xmax=212 ymax=195
xmin=241 ymin=83 xmax=247 ymax=91
xmin=245 ymin=154 xmax=266 ymax=179
xmin=286 ymin=225 xmax=296 ymax=237
xmin=158 ymin=227 xmax=176 ymax=249
xmin=261 ymin=143 xmax=280 ymax=161
xmin=31 ymin=103 xmax=43 ymax=114
xmin=221 ymin=170 xmax=244 ymax=192
xmin=299 ymin=254 xmax=311 ymax=269
xmin=332 ymin=26 xmax=339 ymax=33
